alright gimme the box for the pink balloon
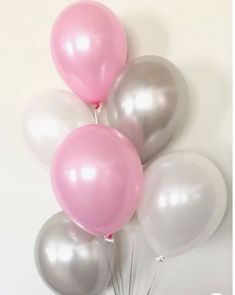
[51,125,143,236]
[51,1,127,104]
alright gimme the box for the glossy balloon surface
[51,1,127,104]
[52,125,143,235]
[138,152,227,257]
[35,212,113,295]
[106,56,187,163]
[23,89,94,166]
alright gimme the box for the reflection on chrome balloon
[35,212,113,295]
[106,56,188,163]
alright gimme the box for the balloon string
[94,103,101,124]
[101,238,119,295]
[145,255,164,294]
[128,240,135,295]
[94,109,98,124]
[145,271,158,295]
[104,234,123,295]
[117,250,124,295]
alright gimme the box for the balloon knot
[104,233,114,242]
[94,103,100,110]
[155,255,165,263]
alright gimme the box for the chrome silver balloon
[137,152,227,258]
[106,56,188,163]
[35,212,113,295]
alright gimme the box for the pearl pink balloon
[51,125,143,236]
[51,1,127,104]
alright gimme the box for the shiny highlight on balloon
[23,89,94,166]
[106,56,188,163]
[51,1,127,104]
[51,124,143,236]
[138,152,227,257]
[35,212,113,295]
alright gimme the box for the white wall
[0,0,232,294]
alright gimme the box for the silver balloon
[137,152,227,258]
[23,89,94,167]
[106,56,187,163]
[35,212,113,295]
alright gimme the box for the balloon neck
[104,233,114,242]
[155,255,165,263]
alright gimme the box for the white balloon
[137,152,227,258]
[23,89,94,167]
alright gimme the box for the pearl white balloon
[23,89,94,166]
[137,152,227,258]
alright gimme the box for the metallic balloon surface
[23,89,94,166]
[51,1,127,104]
[51,125,143,236]
[137,152,227,257]
[35,212,113,295]
[106,56,188,163]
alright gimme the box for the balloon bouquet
[23,1,227,294]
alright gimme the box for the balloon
[23,89,94,167]
[106,56,188,163]
[51,125,143,236]
[51,1,127,104]
[137,152,227,258]
[35,212,113,295]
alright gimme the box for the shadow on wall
[122,13,169,58]
[179,59,231,142]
